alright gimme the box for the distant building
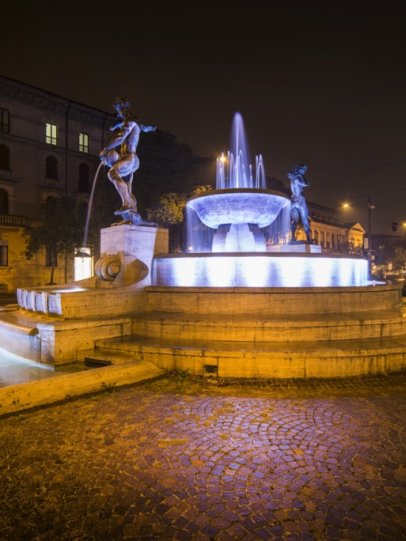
[0,75,207,291]
[306,201,365,253]
[0,75,111,290]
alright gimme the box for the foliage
[146,192,187,227]
[24,196,89,283]
[145,184,214,227]
[188,184,214,198]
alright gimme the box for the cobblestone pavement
[0,373,406,541]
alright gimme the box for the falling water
[82,162,104,247]
[216,113,266,190]
[185,207,214,253]
[264,203,292,246]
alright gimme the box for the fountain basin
[187,188,290,229]
[152,253,370,288]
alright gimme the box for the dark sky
[1,1,406,233]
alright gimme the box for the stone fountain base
[93,284,406,378]
[0,223,406,378]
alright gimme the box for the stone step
[0,359,164,417]
[129,310,406,342]
[95,334,406,379]
[145,284,402,316]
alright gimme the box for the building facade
[0,75,111,290]
[306,202,365,253]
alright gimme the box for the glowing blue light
[153,255,369,288]
[207,257,234,287]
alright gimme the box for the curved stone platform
[3,282,406,378]
[95,334,406,379]
[145,284,401,316]
[129,310,406,342]
[92,284,406,378]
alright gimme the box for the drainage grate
[84,357,112,368]
[203,364,218,375]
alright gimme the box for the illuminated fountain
[152,113,368,288]
[0,111,405,383]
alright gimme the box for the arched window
[45,156,58,179]
[78,163,90,193]
[314,230,319,245]
[0,189,9,214]
[0,145,10,171]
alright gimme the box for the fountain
[187,113,289,253]
[152,113,368,288]
[0,110,405,382]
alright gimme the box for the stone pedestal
[100,224,168,287]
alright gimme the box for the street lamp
[367,197,376,275]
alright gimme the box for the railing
[0,214,26,227]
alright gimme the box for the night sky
[1,1,405,233]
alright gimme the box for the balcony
[0,214,26,227]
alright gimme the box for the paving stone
[0,373,405,539]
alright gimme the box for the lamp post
[367,197,375,276]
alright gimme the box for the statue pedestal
[99,224,168,287]
[9,224,169,364]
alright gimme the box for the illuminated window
[0,189,9,214]
[45,123,58,145]
[0,241,8,266]
[79,132,89,153]
[0,145,10,170]
[45,156,58,179]
[0,108,9,133]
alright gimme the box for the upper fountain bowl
[187,188,290,229]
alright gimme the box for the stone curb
[0,360,163,417]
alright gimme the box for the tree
[146,192,187,227]
[25,196,89,284]
[145,184,214,251]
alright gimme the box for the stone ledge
[0,360,163,417]
[95,335,406,379]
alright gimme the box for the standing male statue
[288,164,312,243]
[99,97,156,224]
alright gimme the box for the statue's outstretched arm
[140,124,156,133]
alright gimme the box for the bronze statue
[288,164,311,243]
[99,97,156,224]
